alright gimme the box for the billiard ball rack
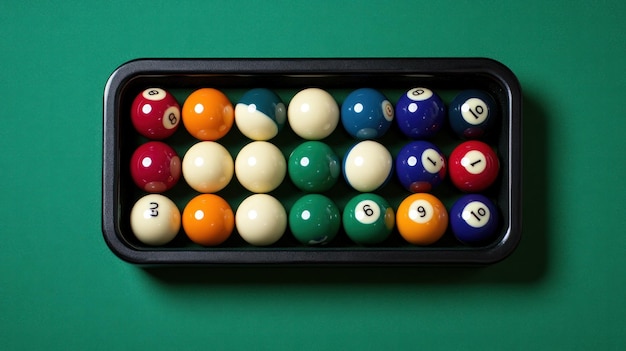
[102,58,522,265]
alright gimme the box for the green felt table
[1,1,624,349]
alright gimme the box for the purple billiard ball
[395,141,446,193]
[450,194,499,245]
[395,87,446,139]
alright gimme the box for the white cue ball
[235,194,287,246]
[130,194,181,246]
[287,88,339,140]
[343,140,393,192]
[235,141,286,193]
[182,141,234,193]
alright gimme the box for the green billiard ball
[288,141,340,192]
[343,193,395,245]
[289,194,340,245]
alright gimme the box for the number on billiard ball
[448,140,499,192]
[450,194,499,244]
[395,141,446,193]
[131,88,181,140]
[395,87,446,139]
[448,90,497,139]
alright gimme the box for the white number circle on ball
[421,148,444,174]
[408,199,433,224]
[461,98,489,125]
[406,87,433,101]
[354,200,381,225]
[461,201,491,228]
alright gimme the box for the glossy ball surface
[130,141,181,193]
[131,88,181,139]
[449,90,497,139]
[289,194,340,246]
[450,194,499,245]
[287,88,339,140]
[449,140,499,192]
[182,141,233,193]
[130,194,180,246]
[343,140,393,192]
[182,194,234,246]
[395,87,446,139]
[288,141,340,192]
[396,193,448,245]
[235,141,286,193]
[341,88,394,139]
[343,193,395,245]
[182,88,234,141]
[395,141,446,193]
[235,194,287,246]
[235,88,286,140]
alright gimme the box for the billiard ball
[235,88,287,140]
[448,140,499,192]
[448,90,497,139]
[287,88,339,140]
[130,194,180,246]
[182,141,234,193]
[288,141,340,192]
[235,141,286,193]
[396,193,448,245]
[341,88,394,139]
[289,194,341,246]
[235,194,287,246]
[343,140,393,192]
[342,193,395,245]
[395,87,446,139]
[131,88,181,139]
[395,141,446,193]
[182,194,234,246]
[130,141,181,193]
[182,88,234,141]
[449,194,499,245]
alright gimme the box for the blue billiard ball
[395,87,445,139]
[448,90,497,139]
[234,88,286,140]
[341,88,394,139]
[395,141,446,193]
[449,194,499,245]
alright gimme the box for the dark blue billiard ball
[341,88,394,139]
[234,88,286,140]
[448,90,497,139]
[395,87,446,139]
[449,194,499,245]
[395,141,446,193]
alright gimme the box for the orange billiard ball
[182,88,234,141]
[396,193,448,245]
[182,194,234,246]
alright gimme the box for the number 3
[149,202,159,217]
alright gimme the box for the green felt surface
[1,1,625,349]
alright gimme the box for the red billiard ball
[448,141,499,192]
[131,88,181,139]
[130,141,181,193]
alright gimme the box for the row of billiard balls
[130,86,497,142]
[130,192,499,248]
[130,138,499,195]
